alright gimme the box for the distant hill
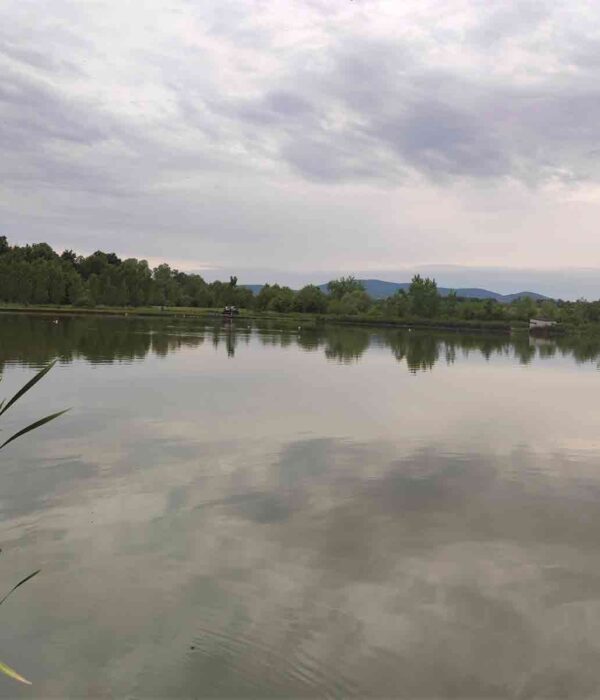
[243,280,550,303]
[244,284,266,295]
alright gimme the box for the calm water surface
[1,314,600,698]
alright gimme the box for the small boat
[222,305,239,317]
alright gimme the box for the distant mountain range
[243,279,550,303]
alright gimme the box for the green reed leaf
[0,660,32,685]
[0,410,69,451]
[0,569,41,608]
[0,360,57,417]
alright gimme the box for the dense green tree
[60,249,77,266]
[328,289,372,315]
[153,264,178,306]
[408,275,439,317]
[268,286,295,312]
[327,276,365,300]
[26,242,57,261]
[255,284,280,311]
[232,286,254,308]
[65,270,85,305]
[444,290,458,317]
[294,285,328,313]
[511,295,537,321]
[539,300,559,320]
[382,289,410,317]
[79,251,109,279]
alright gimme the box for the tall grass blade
[0,363,63,688]
[0,361,57,417]
[0,570,41,607]
[0,410,69,450]
[0,660,32,685]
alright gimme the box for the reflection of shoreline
[1,314,599,374]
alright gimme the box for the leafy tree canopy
[327,276,365,300]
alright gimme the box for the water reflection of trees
[2,314,600,373]
[387,333,439,373]
[323,327,370,364]
[0,315,206,369]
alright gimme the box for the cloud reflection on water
[2,315,600,696]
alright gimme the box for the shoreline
[0,303,536,335]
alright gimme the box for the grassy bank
[0,302,536,334]
[0,302,218,319]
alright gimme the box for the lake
[1,313,600,698]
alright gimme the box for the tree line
[0,237,253,309]
[1,236,599,326]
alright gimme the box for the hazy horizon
[5,233,600,299]
[200,265,600,301]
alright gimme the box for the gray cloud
[2,0,600,285]
[469,0,554,45]
[0,68,108,147]
[219,29,600,184]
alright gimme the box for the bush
[74,292,95,308]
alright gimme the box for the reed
[0,361,68,685]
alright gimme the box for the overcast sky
[2,1,600,297]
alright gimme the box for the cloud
[2,0,600,285]
[6,0,599,189]
[211,20,600,185]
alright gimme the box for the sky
[2,0,600,298]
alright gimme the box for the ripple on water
[184,620,360,698]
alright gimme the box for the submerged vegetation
[0,361,67,685]
[2,236,600,332]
